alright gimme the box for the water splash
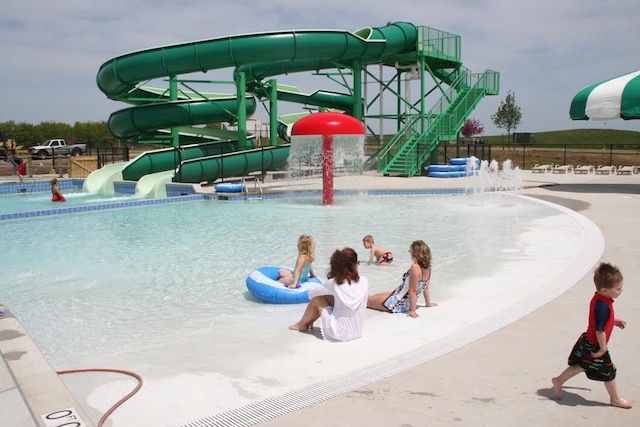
[466,156,522,197]
[286,135,365,179]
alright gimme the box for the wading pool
[0,191,602,426]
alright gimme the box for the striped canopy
[570,70,640,120]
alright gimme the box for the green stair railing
[376,114,421,173]
[377,72,464,175]
[378,68,499,176]
[376,71,464,175]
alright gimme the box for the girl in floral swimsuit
[367,240,437,318]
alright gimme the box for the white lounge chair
[531,164,552,173]
[616,165,638,175]
[574,165,595,174]
[552,164,574,174]
[595,165,617,175]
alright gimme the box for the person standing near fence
[9,152,26,182]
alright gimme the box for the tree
[72,121,114,148]
[491,90,522,146]
[460,118,484,143]
[0,120,114,148]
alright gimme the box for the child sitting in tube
[278,234,316,289]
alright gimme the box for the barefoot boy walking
[552,262,633,408]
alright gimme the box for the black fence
[438,143,640,170]
[97,147,130,168]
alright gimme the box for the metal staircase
[377,68,499,176]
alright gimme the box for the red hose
[57,368,143,427]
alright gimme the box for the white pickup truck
[29,139,87,160]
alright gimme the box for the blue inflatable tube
[428,170,468,178]
[449,157,470,166]
[427,164,466,173]
[246,266,323,304]
[427,164,452,172]
[451,157,481,168]
[215,182,246,193]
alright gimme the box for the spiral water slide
[95,22,418,190]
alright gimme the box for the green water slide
[96,22,418,183]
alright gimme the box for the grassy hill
[482,128,640,147]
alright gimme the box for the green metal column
[420,56,426,134]
[235,70,247,147]
[396,72,402,133]
[352,63,363,121]
[378,64,384,148]
[169,76,179,147]
[269,79,278,146]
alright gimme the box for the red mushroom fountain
[290,112,365,205]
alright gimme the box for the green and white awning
[570,70,640,120]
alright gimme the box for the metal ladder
[240,176,263,201]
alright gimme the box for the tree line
[0,121,116,148]
[2,90,524,149]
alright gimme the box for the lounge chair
[531,164,552,173]
[552,164,574,174]
[595,165,617,175]
[616,165,638,175]
[574,165,595,174]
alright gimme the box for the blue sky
[2,0,639,135]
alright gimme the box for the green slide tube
[176,145,290,184]
[122,139,241,181]
[109,97,257,140]
[97,22,417,99]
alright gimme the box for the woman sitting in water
[367,240,437,318]
[289,247,369,342]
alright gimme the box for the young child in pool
[278,234,316,289]
[362,235,393,265]
[552,262,633,408]
[50,178,66,202]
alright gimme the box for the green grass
[481,128,640,147]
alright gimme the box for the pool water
[0,190,145,214]
[0,193,598,426]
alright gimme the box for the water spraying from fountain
[466,156,522,197]
[289,113,365,205]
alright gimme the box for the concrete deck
[259,171,640,427]
[1,169,639,426]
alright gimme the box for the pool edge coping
[0,307,95,427]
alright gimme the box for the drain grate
[181,342,447,427]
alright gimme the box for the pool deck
[259,171,640,427]
[1,170,640,426]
